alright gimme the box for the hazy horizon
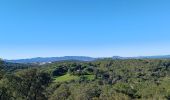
[4,54,170,60]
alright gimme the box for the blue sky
[0,0,170,59]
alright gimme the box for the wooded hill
[1,59,170,100]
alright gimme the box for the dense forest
[0,59,170,100]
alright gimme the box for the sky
[0,0,170,59]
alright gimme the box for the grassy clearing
[54,74,95,83]
[84,75,95,80]
[54,74,79,82]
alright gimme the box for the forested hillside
[1,59,170,100]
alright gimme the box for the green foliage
[99,85,130,100]
[1,68,51,100]
[49,84,70,100]
[1,59,170,100]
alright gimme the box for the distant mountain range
[5,56,96,63]
[111,55,170,59]
[5,55,170,63]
